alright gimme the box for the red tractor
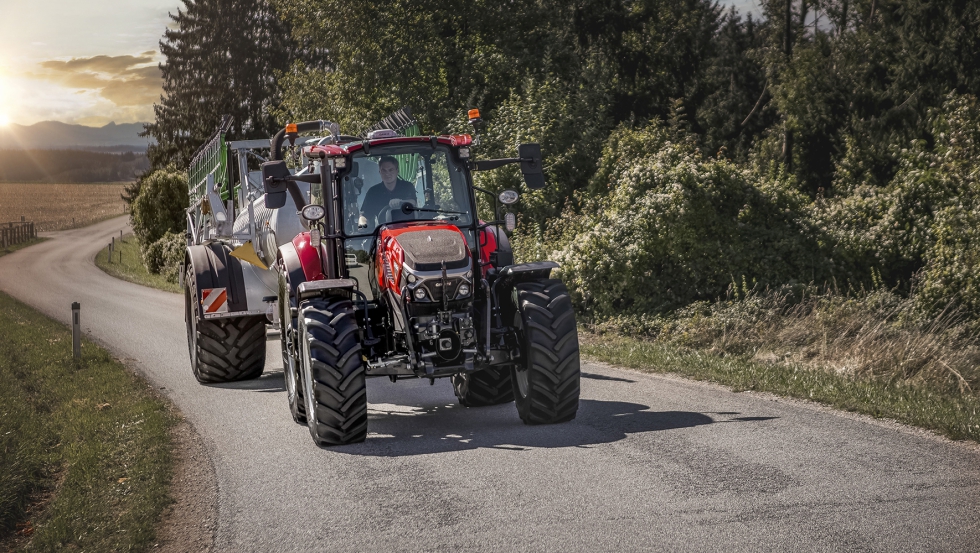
[264,110,580,446]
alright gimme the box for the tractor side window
[426,150,463,215]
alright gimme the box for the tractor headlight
[457,283,470,298]
[414,287,427,300]
[407,274,417,283]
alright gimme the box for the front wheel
[298,298,368,446]
[510,279,580,424]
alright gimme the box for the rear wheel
[298,298,367,446]
[452,368,514,407]
[510,279,580,424]
[185,267,266,383]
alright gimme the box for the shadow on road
[207,368,777,456]
[325,389,775,457]
[209,371,285,393]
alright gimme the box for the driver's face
[379,161,399,187]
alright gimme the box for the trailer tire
[185,267,266,383]
[452,368,514,407]
[510,279,580,424]
[298,298,367,446]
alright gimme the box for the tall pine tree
[143,0,303,170]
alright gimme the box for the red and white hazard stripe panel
[201,288,228,314]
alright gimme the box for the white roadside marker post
[71,302,81,360]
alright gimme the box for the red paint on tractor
[376,221,470,297]
[305,135,473,158]
[478,222,498,277]
[292,232,325,282]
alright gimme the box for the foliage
[144,0,310,171]
[550,124,822,317]
[143,231,186,282]
[592,284,980,391]
[468,77,612,224]
[813,93,980,293]
[131,167,187,251]
[95,236,181,294]
[147,0,980,329]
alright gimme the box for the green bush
[465,77,612,225]
[131,167,187,251]
[814,93,980,297]
[550,123,823,318]
[142,231,185,283]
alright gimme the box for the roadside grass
[0,238,48,258]
[580,285,980,443]
[0,290,176,551]
[95,234,180,294]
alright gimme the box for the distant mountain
[0,121,152,152]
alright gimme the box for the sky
[0,0,760,129]
[0,0,179,127]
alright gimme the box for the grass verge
[0,290,176,551]
[580,330,980,443]
[0,238,49,258]
[95,234,180,294]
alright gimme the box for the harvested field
[0,182,129,231]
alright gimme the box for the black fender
[497,261,558,286]
[277,241,307,303]
[278,241,356,302]
[488,225,514,268]
[491,261,561,323]
[184,243,248,319]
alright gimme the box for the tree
[131,167,188,251]
[143,0,307,170]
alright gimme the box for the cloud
[33,53,162,108]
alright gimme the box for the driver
[359,156,417,226]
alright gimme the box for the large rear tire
[510,279,580,424]
[185,267,266,383]
[298,298,368,446]
[452,368,514,407]
[278,269,305,424]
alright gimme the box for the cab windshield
[339,144,473,236]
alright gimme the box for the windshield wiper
[399,202,465,216]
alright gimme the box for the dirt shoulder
[152,417,217,553]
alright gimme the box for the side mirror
[518,143,546,190]
[261,160,290,209]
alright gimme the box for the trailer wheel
[452,368,514,407]
[279,270,305,424]
[185,267,266,383]
[510,279,580,424]
[298,297,367,446]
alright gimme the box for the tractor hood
[376,222,472,298]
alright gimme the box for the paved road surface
[1,216,978,552]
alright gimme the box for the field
[0,182,129,231]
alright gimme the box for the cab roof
[304,134,472,157]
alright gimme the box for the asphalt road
[1,216,979,552]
